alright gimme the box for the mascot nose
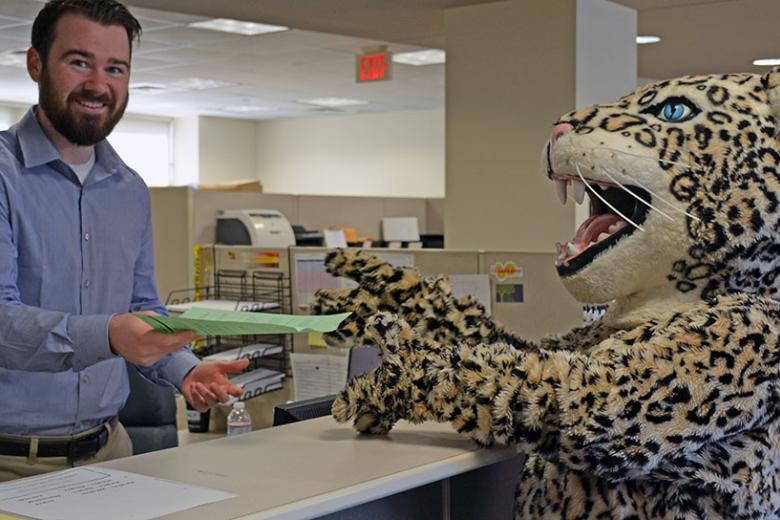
[551,123,573,145]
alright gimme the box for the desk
[99,417,522,520]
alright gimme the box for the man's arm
[125,195,247,411]
[0,179,193,372]
[124,195,201,386]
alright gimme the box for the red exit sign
[356,49,392,83]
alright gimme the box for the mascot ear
[763,66,780,136]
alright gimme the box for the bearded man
[0,0,248,480]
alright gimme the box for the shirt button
[84,280,91,288]
[82,375,89,384]
[84,232,90,241]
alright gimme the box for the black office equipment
[272,394,336,426]
[292,224,324,247]
[346,345,381,380]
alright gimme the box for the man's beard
[39,69,128,147]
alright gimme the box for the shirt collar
[16,107,59,169]
[16,106,124,177]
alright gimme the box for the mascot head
[545,69,780,318]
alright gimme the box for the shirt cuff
[152,349,200,390]
[68,314,115,371]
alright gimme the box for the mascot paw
[365,312,405,355]
[353,411,396,434]
[331,370,403,433]
[310,287,353,315]
[324,249,383,282]
[331,388,356,423]
[330,317,416,432]
[312,286,381,347]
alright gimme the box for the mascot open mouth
[551,172,650,277]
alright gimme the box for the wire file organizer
[165,269,293,376]
[168,268,293,432]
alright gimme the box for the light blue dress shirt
[0,108,199,436]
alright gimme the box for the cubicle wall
[150,187,444,301]
[193,245,583,348]
[480,251,582,340]
[150,187,193,306]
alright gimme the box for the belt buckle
[67,434,101,464]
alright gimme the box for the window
[0,106,18,131]
[108,116,173,187]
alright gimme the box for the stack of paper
[135,309,350,336]
[166,299,279,314]
[203,342,283,362]
[0,467,237,520]
[229,368,286,403]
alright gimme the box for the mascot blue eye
[662,103,687,121]
[644,96,700,123]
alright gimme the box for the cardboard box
[198,180,263,192]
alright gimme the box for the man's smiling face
[31,12,130,146]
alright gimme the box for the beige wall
[198,116,259,185]
[444,0,577,251]
[255,109,444,198]
[150,187,193,303]
[173,116,199,186]
[175,110,445,201]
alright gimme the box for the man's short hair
[32,0,142,66]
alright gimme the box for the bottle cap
[233,402,245,410]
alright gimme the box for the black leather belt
[0,416,118,463]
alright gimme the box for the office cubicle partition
[193,245,583,350]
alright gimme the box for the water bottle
[226,402,252,437]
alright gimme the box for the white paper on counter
[0,467,237,520]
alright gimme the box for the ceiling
[613,0,780,79]
[0,0,775,121]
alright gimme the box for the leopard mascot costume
[311,68,780,519]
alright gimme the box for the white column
[575,0,637,228]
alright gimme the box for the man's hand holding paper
[108,313,198,367]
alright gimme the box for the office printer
[216,209,296,247]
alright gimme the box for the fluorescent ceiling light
[189,18,289,36]
[636,35,661,44]
[754,58,780,66]
[221,105,269,113]
[0,49,27,68]
[129,83,179,95]
[392,50,446,66]
[169,78,236,90]
[297,97,368,108]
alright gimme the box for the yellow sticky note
[308,332,327,347]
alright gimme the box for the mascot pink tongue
[571,213,623,254]
[312,67,780,520]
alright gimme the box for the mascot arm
[311,249,535,350]
[334,301,779,483]
[538,321,616,352]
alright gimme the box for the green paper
[134,309,350,336]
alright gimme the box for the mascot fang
[312,68,780,519]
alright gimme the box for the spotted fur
[312,68,780,519]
